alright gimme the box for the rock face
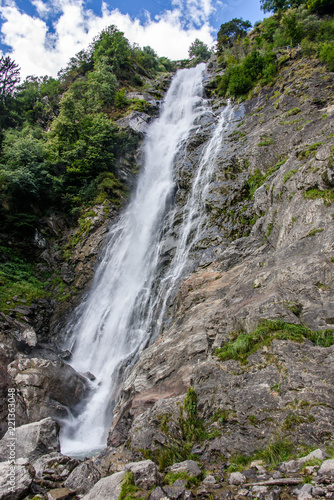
[108,56,334,458]
[0,459,34,500]
[81,470,126,500]
[7,357,90,423]
[0,418,60,463]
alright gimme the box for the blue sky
[0,0,266,78]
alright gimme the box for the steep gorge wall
[107,54,334,460]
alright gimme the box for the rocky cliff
[108,52,334,461]
[0,52,334,499]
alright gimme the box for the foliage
[303,188,334,205]
[188,39,212,63]
[0,56,20,99]
[215,319,334,364]
[319,42,334,71]
[217,50,277,99]
[0,246,49,313]
[92,25,131,78]
[119,471,141,500]
[217,18,252,53]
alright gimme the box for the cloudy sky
[0,0,265,79]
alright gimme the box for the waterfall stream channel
[60,63,236,457]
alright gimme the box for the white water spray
[60,64,235,456]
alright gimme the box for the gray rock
[116,112,151,134]
[81,470,125,500]
[228,472,246,485]
[64,461,101,494]
[318,458,334,476]
[163,484,188,499]
[7,357,90,422]
[0,418,60,463]
[148,486,169,500]
[21,327,38,347]
[0,458,34,500]
[125,459,159,489]
[166,460,202,477]
[252,485,269,499]
[32,452,78,479]
[47,488,74,500]
[300,449,327,463]
[297,483,313,500]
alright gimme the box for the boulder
[318,458,334,476]
[0,458,34,500]
[148,486,169,500]
[7,357,90,422]
[32,452,79,480]
[228,472,246,485]
[116,112,151,134]
[0,418,60,463]
[64,461,101,494]
[47,488,75,500]
[125,459,160,489]
[81,470,125,500]
[166,460,202,477]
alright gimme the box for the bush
[319,42,334,71]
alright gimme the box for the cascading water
[60,63,235,456]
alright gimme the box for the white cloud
[31,0,50,16]
[0,0,216,79]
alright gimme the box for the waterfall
[60,63,235,456]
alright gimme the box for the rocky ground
[0,418,334,499]
[0,52,334,499]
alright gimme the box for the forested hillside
[0,0,333,337]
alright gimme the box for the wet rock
[0,458,34,500]
[32,452,78,479]
[117,112,151,134]
[0,418,60,463]
[64,461,101,494]
[81,470,125,500]
[21,327,38,347]
[125,459,160,489]
[7,357,90,422]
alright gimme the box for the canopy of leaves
[188,39,212,62]
[0,56,20,99]
[217,18,252,53]
[260,0,333,13]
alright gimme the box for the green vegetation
[305,227,324,237]
[215,319,334,364]
[303,188,334,205]
[297,143,323,160]
[214,2,334,100]
[164,470,203,487]
[0,246,50,313]
[258,135,274,146]
[246,158,288,198]
[283,168,298,182]
[0,25,177,241]
[119,471,144,500]
[141,387,209,471]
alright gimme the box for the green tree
[0,56,20,99]
[92,25,131,77]
[260,0,305,12]
[308,0,334,14]
[188,39,212,62]
[217,18,252,53]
